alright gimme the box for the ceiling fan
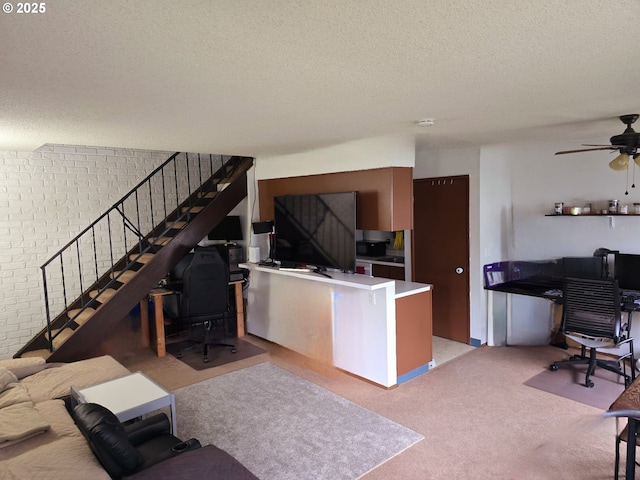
[555,114,640,171]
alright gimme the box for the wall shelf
[544,214,640,217]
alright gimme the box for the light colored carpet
[174,362,424,480]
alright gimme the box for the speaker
[227,245,243,265]
[252,221,273,234]
[248,246,260,263]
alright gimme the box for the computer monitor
[614,253,640,291]
[207,216,243,242]
[561,257,602,280]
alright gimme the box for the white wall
[255,134,415,180]
[0,145,170,359]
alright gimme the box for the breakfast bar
[240,264,433,388]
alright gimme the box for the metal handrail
[39,152,237,351]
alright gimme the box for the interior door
[412,176,470,343]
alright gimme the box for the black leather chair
[72,403,201,480]
[171,245,237,362]
[549,277,635,388]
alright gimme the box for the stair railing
[39,152,236,351]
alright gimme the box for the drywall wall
[255,134,415,180]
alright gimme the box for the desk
[485,276,640,346]
[140,280,245,357]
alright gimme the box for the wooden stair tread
[130,253,155,264]
[68,308,95,325]
[181,206,204,213]
[89,288,118,302]
[198,191,218,199]
[110,270,137,283]
[49,327,74,348]
[148,237,172,246]
[167,221,188,229]
[20,349,50,360]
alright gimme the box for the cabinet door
[396,290,433,376]
[372,264,405,280]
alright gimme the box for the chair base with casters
[176,318,237,363]
[549,338,635,388]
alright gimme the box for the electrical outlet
[368,292,376,305]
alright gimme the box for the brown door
[412,176,470,343]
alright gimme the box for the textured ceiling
[1,0,640,156]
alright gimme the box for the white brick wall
[0,144,172,359]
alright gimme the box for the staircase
[15,153,254,363]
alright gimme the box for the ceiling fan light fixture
[634,154,640,168]
[609,153,630,171]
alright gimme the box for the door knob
[455,267,464,274]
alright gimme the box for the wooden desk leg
[153,295,166,357]
[235,282,245,337]
[140,296,150,348]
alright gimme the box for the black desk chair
[549,277,635,388]
[171,246,237,362]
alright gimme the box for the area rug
[174,362,424,480]
[166,337,266,370]
[524,363,626,410]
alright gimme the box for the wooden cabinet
[258,167,413,231]
[396,290,433,377]
[372,264,405,280]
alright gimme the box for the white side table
[71,371,177,435]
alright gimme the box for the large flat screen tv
[274,191,356,272]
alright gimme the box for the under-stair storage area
[16,154,254,362]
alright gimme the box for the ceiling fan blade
[555,146,619,155]
[582,144,627,148]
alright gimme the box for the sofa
[0,355,258,480]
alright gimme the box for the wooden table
[140,280,245,357]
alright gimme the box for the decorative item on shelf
[609,199,619,214]
[620,204,629,214]
[634,203,640,215]
[570,206,582,215]
[582,203,592,215]
[554,202,563,215]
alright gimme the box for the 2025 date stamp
[3,2,47,14]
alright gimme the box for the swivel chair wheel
[203,357,209,363]
[231,347,237,354]
[585,379,594,388]
[549,363,558,371]
[176,352,182,359]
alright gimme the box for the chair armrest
[125,413,171,446]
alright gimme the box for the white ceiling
[2,0,640,157]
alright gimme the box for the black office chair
[549,277,635,388]
[172,245,237,362]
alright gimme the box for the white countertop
[240,263,431,297]
[356,256,405,267]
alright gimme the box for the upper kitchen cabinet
[258,167,413,231]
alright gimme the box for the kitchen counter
[240,262,432,387]
[357,255,405,267]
